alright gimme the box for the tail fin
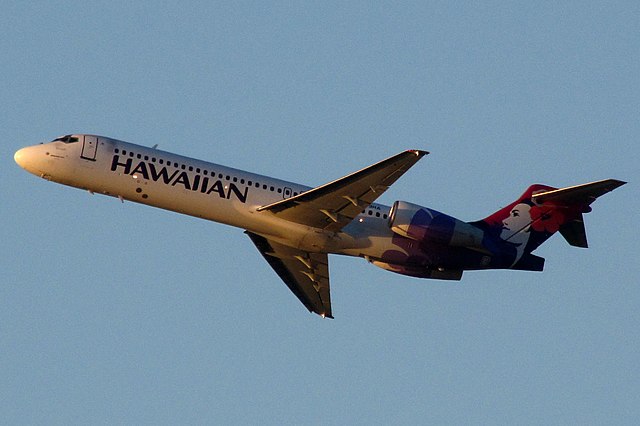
[530,179,625,247]
[474,179,625,268]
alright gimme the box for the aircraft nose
[14,147,29,169]
[14,145,42,175]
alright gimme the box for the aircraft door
[283,187,292,199]
[81,135,98,161]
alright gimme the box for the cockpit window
[52,135,79,143]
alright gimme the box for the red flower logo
[529,205,565,233]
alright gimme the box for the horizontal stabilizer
[532,179,626,206]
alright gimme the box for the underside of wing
[257,150,428,232]
[246,231,333,318]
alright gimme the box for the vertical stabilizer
[472,179,625,268]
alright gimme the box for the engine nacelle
[388,201,485,249]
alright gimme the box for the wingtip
[407,149,429,157]
[600,178,627,192]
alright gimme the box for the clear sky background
[2,1,638,424]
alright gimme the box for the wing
[246,231,333,318]
[257,150,428,232]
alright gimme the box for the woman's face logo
[500,203,532,265]
[501,203,532,240]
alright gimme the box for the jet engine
[388,201,485,249]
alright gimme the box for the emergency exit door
[81,135,98,161]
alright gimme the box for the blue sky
[2,1,638,424]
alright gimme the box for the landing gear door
[81,135,98,161]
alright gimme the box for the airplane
[14,134,625,318]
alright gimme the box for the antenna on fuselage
[151,144,158,149]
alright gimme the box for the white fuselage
[15,135,399,260]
